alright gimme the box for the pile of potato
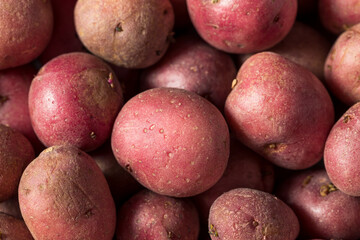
[1,0,360,239]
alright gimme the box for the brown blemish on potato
[107,72,115,88]
[320,183,338,196]
[167,231,179,239]
[252,220,259,227]
[262,224,278,237]
[209,224,219,237]
[114,23,123,33]
[265,143,287,153]
[273,14,280,23]
[125,164,133,173]
[84,208,94,218]
[212,0,219,3]
[155,50,162,56]
[0,95,8,106]
[90,131,96,139]
[343,114,353,123]
[231,79,238,89]
[302,175,313,187]
[23,188,31,195]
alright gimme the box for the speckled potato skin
[324,102,360,196]
[208,188,300,240]
[324,23,360,106]
[0,0,53,70]
[225,52,334,170]
[318,0,360,35]
[18,145,116,240]
[116,189,199,240]
[29,52,123,152]
[0,124,35,202]
[140,33,236,110]
[74,0,174,69]
[186,0,297,54]
[276,168,360,239]
[111,88,230,197]
[0,213,33,240]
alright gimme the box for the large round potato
[111,88,230,197]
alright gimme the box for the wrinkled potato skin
[0,213,33,240]
[276,169,360,239]
[74,0,174,69]
[208,188,299,240]
[18,145,116,240]
[225,52,334,170]
[324,23,360,106]
[324,102,360,196]
[0,0,53,70]
[0,124,34,202]
[116,189,199,240]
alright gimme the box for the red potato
[140,33,236,110]
[39,0,85,64]
[0,124,34,202]
[225,52,334,170]
[324,102,360,196]
[276,168,360,239]
[324,23,360,106]
[208,188,300,240]
[318,0,360,35]
[0,64,44,153]
[111,88,230,197]
[0,0,53,70]
[186,0,297,54]
[28,52,124,152]
[116,189,199,240]
[74,0,175,69]
[18,145,116,240]
[0,213,33,240]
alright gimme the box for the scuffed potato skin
[74,0,174,69]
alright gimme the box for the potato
[324,23,360,106]
[318,0,360,35]
[208,188,299,240]
[74,0,175,69]
[111,88,230,197]
[0,64,44,153]
[116,189,199,240]
[0,195,22,219]
[0,124,34,202]
[18,145,116,240]
[0,0,53,70]
[28,52,124,152]
[140,33,236,110]
[225,52,334,170]
[186,0,297,54]
[324,102,360,196]
[276,168,360,239]
[0,213,33,240]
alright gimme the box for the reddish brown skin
[324,102,360,196]
[111,88,230,197]
[140,33,236,111]
[318,0,360,35]
[0,124,35,202]
[208,188,300,240]
[74,0,175,69]
[186,0,297,54]
[324,23,360,106]
[193,139,275,226]
[225,52,334,170]
[0,0,53,70]
[90,141,143,205]
[276,168,360,239]
[0,64,44,153]
[0,195,22,219]
[0,213,33,240]
[28,52,124,152]
[18,145,116,240]
[39,0,85,64]
[116,189,199,240]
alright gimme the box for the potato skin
[324,102,360,196]
[324,23,360,106]
[29,52,123,152]
[18,145,116,240]
[0,124,34,202]
[116,189,199,240]
[208,188,299,240]
[111,88,230,197]
[0,0,53,70]
[0,213,33,240]
[225,52,334,170]
[186,0,297,54]
[276,168,360,239]
[74,0,174,69]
